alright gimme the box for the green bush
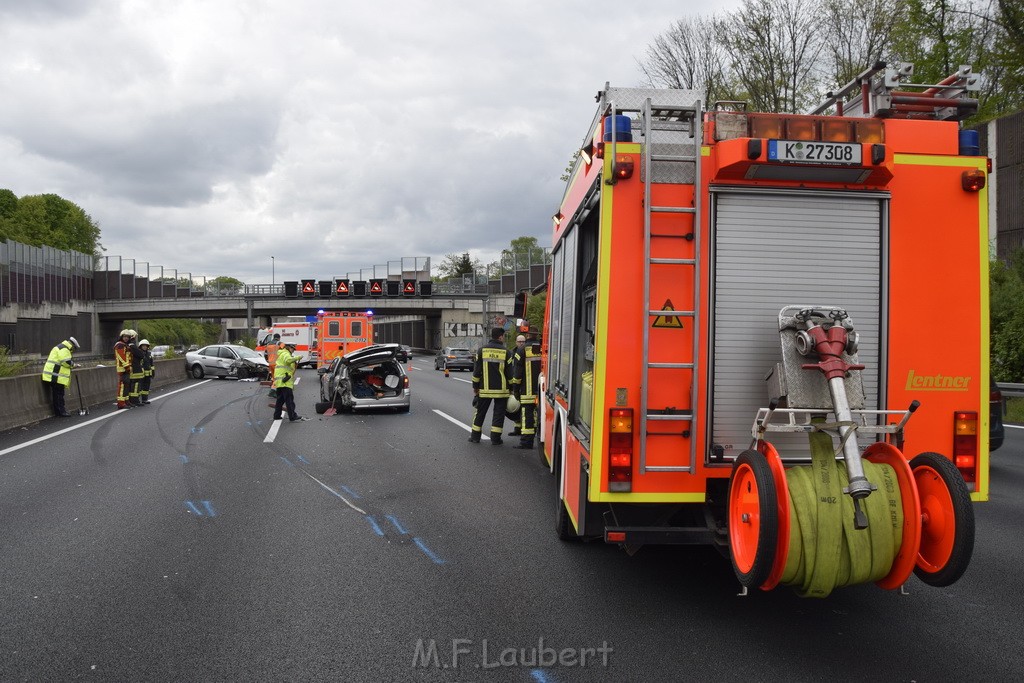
[0,346,29,378]
[1004,397,1024,424]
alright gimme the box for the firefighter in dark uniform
[127,334,145,406]
[512,332,542,450]
[138,339,155,404]
[469,327,510,445]
[506,334,527,436]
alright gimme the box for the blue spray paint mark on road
[530,669,555,683]
[413,537,445,565]
[191,427,204,434]
[202,500,217,517]
[184,501,203,516]
[179,455,188,464]
[386,515,409,535]
[279,456,294,467]
[366,516,385,537]
[339,485,361,499]
[297,455,310,464]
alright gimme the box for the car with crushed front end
[316,343,410,413]
[185,344,270,380]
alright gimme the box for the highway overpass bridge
[1,240,548,356]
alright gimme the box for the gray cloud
[0,0,739,283]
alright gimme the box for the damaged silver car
[316,343,410,413]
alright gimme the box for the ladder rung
[652,154,697,163]
[643,465,692,472]
[650,258,694,265]
[650,206,696,214]
[646,413,694,421]
[649,362,693,369]
[647,310,694,317]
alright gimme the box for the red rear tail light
[608,408,633,492]
[953,411,978,484]
[613,155,634,180]
[403,376,409,389]
[962,169,985,191]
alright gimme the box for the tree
[487,236,549,276]
[638,15,738,105]
[0,190,103,255]
[887,0,1010,120]
[208,276,245,294]
[434,252,480,281]
[525,291,546,336]
[989,249,1024,382]
[821,0,907,90]
[720,0,827,113]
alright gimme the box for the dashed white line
[263,418,283,443]
[433,409,472,432]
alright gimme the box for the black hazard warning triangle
[652,299,684,329]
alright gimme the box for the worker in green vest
[41,337,79,417]
[272,341,309,422]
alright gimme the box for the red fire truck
[541,63,989,596]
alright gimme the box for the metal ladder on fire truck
[606,88,704,474]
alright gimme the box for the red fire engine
[541,63,989,596]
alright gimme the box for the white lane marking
[299,469,366,514]
[1005,424,1024,430]
[0,380,212,457]
[449,376,472,384]
[433,409,472,432]
[263,419,283,443]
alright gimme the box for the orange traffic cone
[444,366,450,378]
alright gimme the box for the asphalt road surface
[2,357,1022,682]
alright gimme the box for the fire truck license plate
[768,140,862,165]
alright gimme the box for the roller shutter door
[710,190,887,461]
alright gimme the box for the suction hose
[780,428,904,598]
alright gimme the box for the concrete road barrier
[0,359,189,432]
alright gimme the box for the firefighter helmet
[506,394,520,414]
[119,329,132,338]
[139,339,150,347]
[68,336,80,349]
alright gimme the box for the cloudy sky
[0,0,739,285]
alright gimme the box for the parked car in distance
[185,344,269,380]
[434,346,474,371]
[317,343,410,413]
[150,345,171,358]
[396,345,413,362]
[991,380,1005,451]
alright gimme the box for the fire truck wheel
[910,452,975,587]
[728,449,778,589]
